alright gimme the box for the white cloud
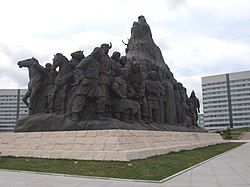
[187,0,250,19]
[0,77,20,88]
[167,36,250,75]
[0,53,10,68]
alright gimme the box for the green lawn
[220,127,249,140]
[0,142,244,181]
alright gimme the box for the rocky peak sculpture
[126,15,169,72]
[15,16,203,132]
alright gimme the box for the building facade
[202,70,250,130]
[198,113,204,128]
[0,89,28,132]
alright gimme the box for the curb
[237,131,247,140]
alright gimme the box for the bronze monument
[15,16,203,132]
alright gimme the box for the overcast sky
[1,0,250,109]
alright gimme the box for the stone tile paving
[240,132,250,140]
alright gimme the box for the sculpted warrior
[44,63,58,112]
[188,90,200,126]
[71,47,103,120]
[69,50,85,70]
[145,71,160,123]
[162,69,177,125]
[111,69,132,123]
[110,51,121,77]
[127,62,148,123]
[119,56,128,68]
[97,43,112,118]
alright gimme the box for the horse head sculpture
[17,57,39,68]
[52,53,69,70]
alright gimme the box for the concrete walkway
[240,132,250,140]
[0,142,250,187]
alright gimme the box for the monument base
[15,113,206,132]
[0,130,226,161]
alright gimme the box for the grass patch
[220,127,249,140]
[0,143,244,181]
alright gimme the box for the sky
[0,0,250,110]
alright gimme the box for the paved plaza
[240,132,250,140]
[0,141,250,187]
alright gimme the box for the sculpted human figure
[145,71,160,123]
[186,100,196,127]
[44,63,58,112]
[119,56,128,68]
[69,50,85,81]
[122,39,130,53]
[97,43,112,118]
[127,62,148,123]
[111,69,132,123]
[188,90,200,126]
[174,82,185,124]
[162,69,177,125]
[110,51,121,77]
[179,85,193,127]
[71,47,103,121]
[131,15,152,42]
[150,65,165,123]
[111,51,121,61]
[69,50,85,70]
[155,72,165,124]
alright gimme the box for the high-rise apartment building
[202,70,250,130]
[0,89,28,132]
[197,113,204,128]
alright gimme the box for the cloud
[167,37,250,75]
[0,43,51,88]
[0,67,27,88]
[166,0,187,9]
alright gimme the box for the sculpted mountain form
[15,16,203,132]
[126,15,168,71]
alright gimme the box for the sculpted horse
[17,57,47,114]
[49,53,74,113]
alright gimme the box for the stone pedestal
[0,130,226,161]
